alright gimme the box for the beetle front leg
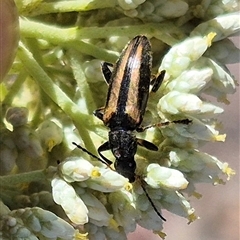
[98,141,113,165]
[93,107,105,121]
[150,70,166,93]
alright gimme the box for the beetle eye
[113,150,121,158]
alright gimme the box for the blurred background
[129,36,239,240]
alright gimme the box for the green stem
[75,23,182,44]
[64,40,118,63]
[31,100,43,129]
[20,18,182,47]
[2,70,27,107]
[68,51,97,113]
[25,38,45,68]
[20,18,77,43]
[17,41,97,154]
[19,0,117,16]
[0,169,47,186]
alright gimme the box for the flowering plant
[0,0,239,239]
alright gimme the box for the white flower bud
[156,0,188,18]
[158,91,223,118]
[164,68,213,94]
[87,167,128,192]
[117,0,145,10]
[145,163,188,190]
[169,148,235,184]
[82,59,102,82]
[6,107,28,127]
[52,177,89,224]
[1,207,75,239]
[60,157,94,182]
[191,12,240,41]
[160,34,215,78]
[37,120,63,152]
[13,126,43,159]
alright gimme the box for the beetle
[93,35,166,183]
[73,35,191,221]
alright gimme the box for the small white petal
[205,38,240,64]
[81,192,112,226]
[109,191,138,232]
[208,58,236,94]
[162,190,196,220]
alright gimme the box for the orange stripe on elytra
[103,39,135,123]
[125,42,144,124]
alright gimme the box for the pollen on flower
[192,192,202,199]
[213,178,225,185]
[74,231,88,240]
[157,231,167,240]
[91,168,101,178]
[206,32,217,46]
[222,163,236,180]
[124,182,133,191]
[47,139,55,152]
[213,133,226,142]
[109,218,120,232]
[187,212,199,224]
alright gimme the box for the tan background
[129,36,239,240]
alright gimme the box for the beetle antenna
[72,142,110,166]
[140,180,166,221]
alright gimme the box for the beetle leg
[93,107,105,121]
[150,70,166,93]
[137,138,158,151]
[98,141,113,165]
[102,62,113,84]
[137,119,192,132]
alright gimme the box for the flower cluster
[0,0,239,239]
[0,201,76,240]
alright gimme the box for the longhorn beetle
[73,35,191,221]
